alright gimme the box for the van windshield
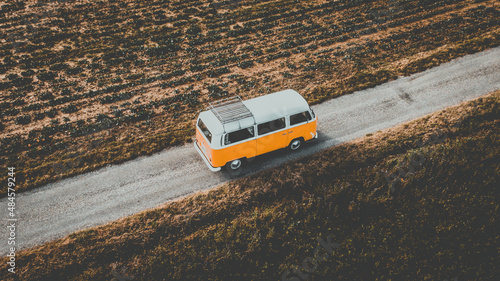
[197,119,212,143]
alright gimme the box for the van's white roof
[199,89,310,135]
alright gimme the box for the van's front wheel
[289,138,303,151]
[225,159,242,172]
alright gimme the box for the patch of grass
[306,31,500,105]
[401,32,500,75]
[1,91,497,281]
[2,123,195,195]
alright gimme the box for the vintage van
[194,89,317,172]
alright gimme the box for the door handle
[282,133,287,135]
[289,131,293,133]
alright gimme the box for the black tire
[225,158,243,172]
[289,138,303,151]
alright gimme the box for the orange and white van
[194,89,317,172]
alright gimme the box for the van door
[256,118,287,155]
[287,111,312,143]
[222,126,257,162]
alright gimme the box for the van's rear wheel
[225,159,242,171]
[289,138,303,151]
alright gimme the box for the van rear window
[198,119,212,143]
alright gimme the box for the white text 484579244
[6,167,16,274]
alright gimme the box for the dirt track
[1,46,499,255]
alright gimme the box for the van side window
[225,126,254,145]
[197,119,212,143]
[290,111,312,126]
[258,118,285,135]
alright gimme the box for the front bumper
[307,131,319,142]
[194,141,221,172]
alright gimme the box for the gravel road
[1,46,499,255]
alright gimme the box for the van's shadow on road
[219,130,338,180]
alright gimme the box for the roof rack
[208,96,255,131]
